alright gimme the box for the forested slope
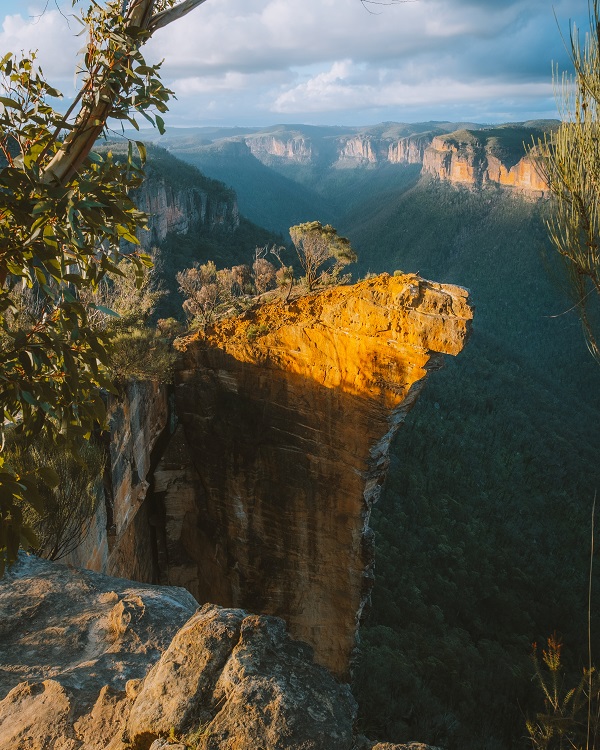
[342,178,600,749]
[143,138,600,750]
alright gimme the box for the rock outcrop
[128,146,241,252]
[163,273,472,679]
[134,176,239,251]
[422,130,548,195]
[0,554,358,750]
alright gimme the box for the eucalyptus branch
[149,0,210,32]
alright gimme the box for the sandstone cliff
[245,133,315,165]
[126,145,240,254]
[63,381,169,583]
[421,129,548,195]
[162,274,472,679]
[168,122,552,195]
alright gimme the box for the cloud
[0,0,592,125]
[0,6,80,90]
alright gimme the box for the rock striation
[245,134,315,165]
[134,176,239,251]
[0,554,358,750]
[165,273,473,679]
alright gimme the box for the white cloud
[0,8,80,90]
[0,0,592,125]
[272,60,554,114]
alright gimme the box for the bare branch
[149,0,210,33]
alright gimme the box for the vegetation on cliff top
[176,222,356,328]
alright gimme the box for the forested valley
[140,134,600,750]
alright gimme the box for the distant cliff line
[242,125,550,196]
[148,121,553,197]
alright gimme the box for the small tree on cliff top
[289,221,357,291]
[0,0,207,571]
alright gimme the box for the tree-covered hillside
[341,177,600,749]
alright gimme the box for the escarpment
[129,146,241,252]
[161,274,472,678]
[181,122,552,194]
[421,131,548,195]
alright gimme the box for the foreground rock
[0,555,357,750]
[164,273,473,678]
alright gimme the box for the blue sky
[0,0,591,127]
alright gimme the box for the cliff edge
[162,273,473,679]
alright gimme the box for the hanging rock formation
[162,273,473,679]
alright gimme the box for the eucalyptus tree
[289,221,357,291]
[0,0,206,569]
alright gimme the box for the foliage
[6,431,104,561]
[81,260,175,382]
[289,221,356,290]
[246,323,269,342]
[343,178,600,750]
[534,0,600,361]
[527,634,600,750]
[176,244,289,326]
[0,0,206,569]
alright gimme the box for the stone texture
[0,554,197,750]
[0,557,358,750]
[61,381,169,579]
[128,603,356,750]
[170,274,472,678]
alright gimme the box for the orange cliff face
[422,133,549,195]
[159,274,473,679]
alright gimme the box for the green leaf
[0,96,19,109]
[37,466,60,488]
[20,391,37,407]
[135,140,147,165]
[90,304,120,317]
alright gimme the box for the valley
[135,121,600,749]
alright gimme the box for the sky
[0,0,592,128]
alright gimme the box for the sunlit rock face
[422,134,548,195]
[166,274,473,678]
[387,134,432,165]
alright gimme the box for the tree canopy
[289,221,357,291]
[0,0,206,571]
